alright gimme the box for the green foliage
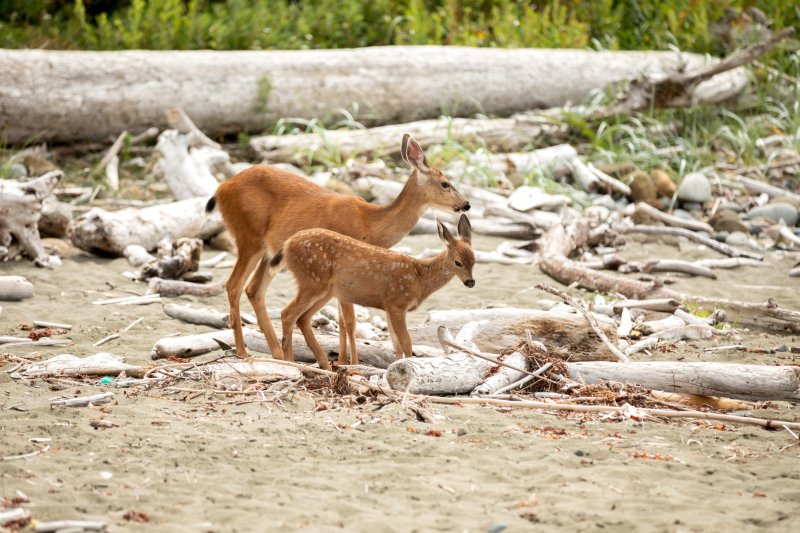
[2,1,798,53]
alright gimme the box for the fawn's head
[437,215,476,288]
[402,134,470,213]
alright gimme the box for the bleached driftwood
[163,303,229,329]
[12,353,146,379]
[252,117,563,162]
[585,162,631,196]
[739,175,800,203]
[69,197,223,255]
[593,298,681,315]
[123,244,156,267]
[624,337,661,356]
[0,47,746,143]
[39,196,73,238]
[192,361,302,383]
[618,259,717,279]
[483,204,559,229]
[156,129,233,200]
[146,278,223,297]
[409,307,616,361]
[539,216,800,332]
[165,107,221,149]
[648,324,714,341]
[33,521,107,533]
[638,315,685,335]
[567,361,800,402]
[0,508,30,527]
[0,276,34,301]
[138,238,202,280]
[0,170,63,267]
[470,350,528,397]
[150,327,399,368]
[50,392,115,408]
[622,224,763,260]
[633,202,714,233]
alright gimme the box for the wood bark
[0,47,746,143]
[163,303,229,329]
[567,361,800,402]
[197,361,302,383]
[138,238,202,280]
[409,308,616,361]
[0,276,34,301]
[156,129,233,199]
[470,351,528,396]
[0,170,63,266]
[146,278,224,298]
[39,196,73,238]
[69,197,223,255]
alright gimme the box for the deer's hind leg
[245,254,284,359]
[338,302,358,365]
[280,284,323,363]
[225,240,263,357]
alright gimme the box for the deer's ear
[401,134,430,174]
[437,218,455,245]
[457,214,472,244]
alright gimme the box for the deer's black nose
[464,279,475,288]
[461,202,471,212]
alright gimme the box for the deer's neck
[416,252,454,299]
[366,172,428,248]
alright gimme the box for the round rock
[747,203,799,226]
[677,172,711,203]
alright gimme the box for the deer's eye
[454,260,463,268]
[440,182,450,189]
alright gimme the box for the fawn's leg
[337,302,349,365]
[339,303,358,365]
[280,285,319,363]
[386,306,413,358]
[385,313,402,357]
[225,244,263,357]
[297,292,334,370]
[245,255,284,359]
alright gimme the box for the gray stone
[7,162,27,179]
[714,231,730,242]
[671,209,695,221]
[681,202,703,213]
[726,231,765,252]
[677,172,711,203]
[747,203,799,226]
[718,200,744,213]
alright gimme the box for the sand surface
[2,233,799,532]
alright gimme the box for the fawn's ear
[401,134,430,175]
[457,214,472,244]
[437,218,455,246]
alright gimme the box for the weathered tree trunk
[567,361,800,402]
[0,47,745,143]
[163,303,229,329]
[39,196,73,238]
[69,197,223,255]
[12,352,145,379]
[156,129,233,200]
[150,327,399,368]
[0,170,62,266]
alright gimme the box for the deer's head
[402,134,470,213]
[437,214,475,288]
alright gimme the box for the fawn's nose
[464,279,475,288]
[460,202,471,212]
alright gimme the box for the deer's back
[215,165,371,251]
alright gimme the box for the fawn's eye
[454,260,463,268]
[440,182,450,189]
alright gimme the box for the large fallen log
[0,47,745,143]
[0,170,63,267]
[567,361,800,402]
[150,327,399,368]
[69,197,223,255]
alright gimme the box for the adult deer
[207,134,470,359]
[273,215,475,369]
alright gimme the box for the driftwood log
[410,308,617,361]
[39,196,73,238]
[0,47,745,143]
[156,128,234,200]
[146,278,223,298]
[69,197,223,255]
[0,276,34,301]
[539,217,800,332]
[568,361,800,402]
[0,170,63,266]
[163,303,230,329]
[12,352,145,379]
[138,238,203,280]
[150,327,400,368]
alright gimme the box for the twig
[534,282,629,362]
[93,333,120,347]
[93,294,161,305]
[2,445,50,461]
[122,317,144,332]
[34,520,107,532]
[436,327,542,377]
[622,225,763,260]
[33,320,73,330]
[50,392,114,408]
[783,425,799,441]
[491,362,553,395]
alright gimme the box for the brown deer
[272,215,475,369]
[207,134,470,359]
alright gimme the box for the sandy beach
[2,233,799,532]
